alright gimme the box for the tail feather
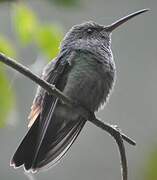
[11,118,39,170]
[33,118,86,170]
[11,116,86,172]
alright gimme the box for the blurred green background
[0,0,156,180]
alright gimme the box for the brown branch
[0,53,136,180]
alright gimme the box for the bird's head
[61,9,149,50]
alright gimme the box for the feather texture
[11,45,114,171]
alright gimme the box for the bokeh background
[0,0,156,180]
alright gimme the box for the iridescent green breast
[63,51,115,111]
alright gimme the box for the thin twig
[0,53,136,180]
[116,134,127,180]
[88,113,128,180]
[110,125,127,180]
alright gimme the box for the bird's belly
[63,61,111,111]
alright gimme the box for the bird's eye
[87,28,93,34]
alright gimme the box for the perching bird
[11,9,148,172]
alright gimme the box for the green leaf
[143,147,157,180]
[49,0,79,7]
[0,67,14,127]
[0,0,16,2]
[35,24,63,60]
[13,3,38,44]
[0,36,16,57]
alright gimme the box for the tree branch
[0,53,136,180]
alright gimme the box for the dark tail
[11,117,86,172]
[32,118,86,170]
[11,118,39,171]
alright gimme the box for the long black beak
[106,9,149,32]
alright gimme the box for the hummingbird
[11,9,149,172]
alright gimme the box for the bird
[10,9,149,172]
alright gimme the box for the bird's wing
[28,50,68,128]
[11,50,87,171]
[30,50,86,170]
